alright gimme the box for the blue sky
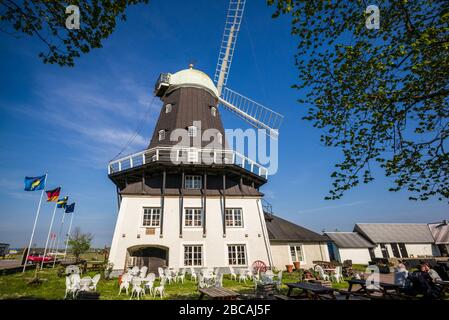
[0,0,447,248]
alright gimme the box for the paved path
[0,259,21,269]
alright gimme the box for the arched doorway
[127,245,168,273]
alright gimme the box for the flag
[24,175,46,191]
[46,187,61,202]
[57,196,69,208]
[65,203,75,213]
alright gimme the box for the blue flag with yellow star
[57,196,69,208]
[24,175,46,191]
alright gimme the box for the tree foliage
[0,0,149,66]
[68,227,93,262]
[268,0,449,201]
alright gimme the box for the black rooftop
[265,214,327,242]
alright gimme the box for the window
[217,132,223,144]
[184,245,203,266]
[211,106,217,117]
[228,245,247,266]
[142,207,161,227]
[188,125,197,137]
[158,130,165,141]
[289,245,304,262]
[185,175,202,189]
[184,208,203,227]
[225,208,243,227]
[165,104,172,113]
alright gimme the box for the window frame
[185,175,202,189]
[289,244,305,263]
[165,103,172,113]
[184,207,203,227]
[225,208,243,227]
[183,245,203,266]
[158,129,165,141]
[142,207,161,227]
[227,244,247,266]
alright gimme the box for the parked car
[26,254,54,264]
[0,243,9,258]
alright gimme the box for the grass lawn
[0,268,348,300]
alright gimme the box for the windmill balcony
[108,146,269,178]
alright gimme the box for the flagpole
[53,210,66,268]
[23,173,47,273]
[63,212,74,259]
[41,200,58,270]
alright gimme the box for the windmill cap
[168,67,219,98]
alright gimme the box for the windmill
[155,0,283,140]
[107,0,281,274]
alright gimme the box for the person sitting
[394,263,408,288]
[404,263,443,299]
[422,262,442,282]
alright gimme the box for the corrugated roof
[265,214,327,242]
[325,232,375,248]
[354,223,435,244]
[428,221,449,244]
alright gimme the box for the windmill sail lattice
[214,0,245,96]
[213,0,283,140]
[219,88,283,139]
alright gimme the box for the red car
[26,254,54,264]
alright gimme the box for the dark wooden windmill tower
[107,0,283,275]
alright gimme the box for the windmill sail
[219,87,283,139]
[214,0,246,96]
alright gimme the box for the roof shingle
[354,223,435,244]
[265,214,327,242]
[325,232,375,248]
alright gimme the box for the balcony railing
[108,146,268,179]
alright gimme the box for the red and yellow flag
[46,187,61,202]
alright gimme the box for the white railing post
[108,165,111,174]
[156,148,159,161]
[118,161,122,171]
[142,153,145,165]
[251,162,254,173]
[130,157,133,168]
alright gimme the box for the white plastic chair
[70,273,81,287]
[119,274,131,295]
[314,265,330,281]
[89,274,101,291]
[334,266,343,282]
[190,267,197,282]
[64,276,79,299]
[215,273,224,288]
[153,277,166,298]
[158,267,165,278]
[146,273,156,283]
[140,266,148,279]
[238,269,248,283]
[130,266,140,276]
[144,280,154,295]
[130,278,143,300]
[229,266,237,281]
[177,268,186,283]
[65,265,80,276]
